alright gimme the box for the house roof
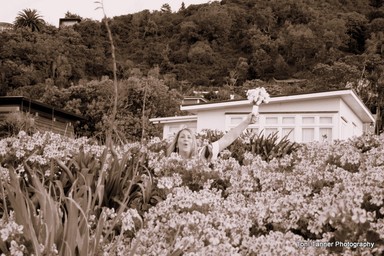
[183,96,208,100]
[0,22,13,27]
[0,96,86,121]
[149,115,197,124]
[182,96,208,105]
[180,89,374,123]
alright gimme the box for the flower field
[0,131,384,255]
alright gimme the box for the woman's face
[177,130,193,156]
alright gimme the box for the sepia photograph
[0,0,383,255]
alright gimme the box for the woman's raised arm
[215,113,257,153]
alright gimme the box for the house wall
[197,108,228,131]
[262,98,339,112]
[163,121,197,139]
[0,106,75,137]
[339,99,364,139]
[59,20,79,28]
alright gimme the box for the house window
[281,116,295,141]
[265,117,278,125]
[168,125,180,137]
[282,128,295,141]
[282,117,295,124]
[230,117,244,125]
[320,128,332,142]
[302,117,315,124]
[265,128,278,137]
[225,113,334,143]
[320,117,332,124]
[302,128,315,142]
[352,122,358,136]
[226,114,248,131]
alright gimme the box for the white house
[182,96,208,105]
[59,18,81,28]
[150,89,375,143]
[0,22,13,32]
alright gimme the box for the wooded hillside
[1,0,383,138]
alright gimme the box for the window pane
[320,117,332,124]
[231,117,243,125]
[266,117,278,124]
[282,128,295,141]
[302,128,314,142]
[302,117,315,124]
[167,125,180,138]
[320,128,332,142]
[169,125,179,134]
[265,128,278,137]
[282,117,295,124]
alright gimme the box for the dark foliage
[2,0,384,136]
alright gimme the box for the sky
[1,0,212,27]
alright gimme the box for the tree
[187,41,215,65]
[64,11,82,20]
[342,12,368,54]
[362,31,384,134]
[278,23,320,71]
[179,2,186,12]
[191,3,233,43]
[161,4,172,13]
[14,8,45,32]
[370,0,383,8]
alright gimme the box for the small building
[150,89,375,142]
[59,18,81,28]
[0,22,13,32]
[0,96,86,137]
[182,96,208,105]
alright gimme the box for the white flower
[17,131,27,138]
[9,240,26,256]
[0,166,10,183]
[246,87,270,105]
[121,209,140,232]
[0,217,24,242]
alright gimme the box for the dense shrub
[0,112,35,139]
[0,131,384,255]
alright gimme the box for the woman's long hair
[166,128,198,158]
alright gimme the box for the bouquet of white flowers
[246,87,270,114]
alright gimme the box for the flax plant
[2,140,154,255]
[250,131,299,162]
[5,166,63,255]
[95,0,119,145]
